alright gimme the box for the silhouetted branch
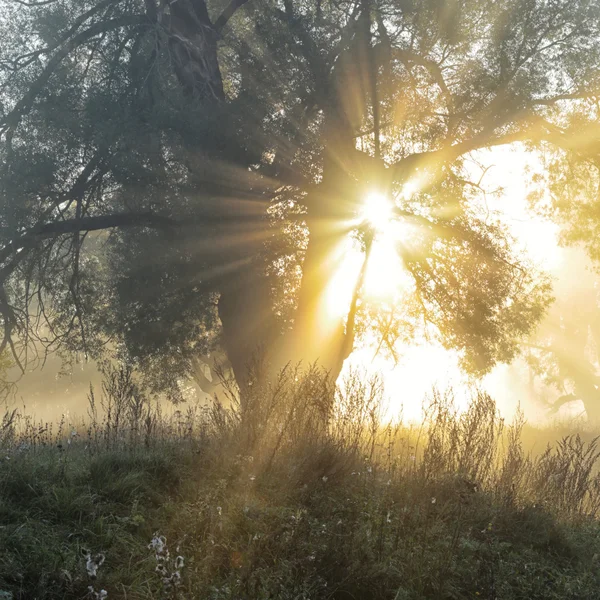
[214,0,251,32]
[0,14,149,134]
[0,213,176,273]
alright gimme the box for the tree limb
[9,0,59,5]
[0,212,176,273]
[0,14,149,134]
[214,0,251,32]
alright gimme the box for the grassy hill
[2,369,600,599]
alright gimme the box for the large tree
[0,0,599,397]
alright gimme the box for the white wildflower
[175,556,184,569]
[216,506,222,516]
[431,497,436,504]
[322,476,328,483]
[84,552,105,579]
[148,533,167,554]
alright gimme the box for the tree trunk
[573,374,600,424]
[217,266,275,390]
[164,0,225,101]
[283,213,349,378]
[276,125,381,384]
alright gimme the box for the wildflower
[84,552,105,579]
[431,497,436,504]
[148,533,167,554]
[367,466,372,474]
[216,506,222,516]
[170,570,182,586]
[322,476,328,483]
[149,532,184,591]
[386,512,392,523]
[87,586,108,600]
[163,570,182,590]
[249,475,255,481]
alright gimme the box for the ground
[2,375,600,599]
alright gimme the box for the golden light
[317,146,572,424]
[361,191,394,233]
[323,238,363,318]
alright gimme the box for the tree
[0,0,599,397]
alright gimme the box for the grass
[2,365,600,599]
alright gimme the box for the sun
[324,191,416,318]
[361,191,395,234]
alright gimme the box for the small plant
[86,587,108,600]
[82,549,106,580]
[149,533,185,597]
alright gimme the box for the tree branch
[0,212,176,272]
[393,48,452,112]
[9,0,59,5]
[0,14,149,134]
[214,0,251,32]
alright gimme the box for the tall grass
[2,364,600,599]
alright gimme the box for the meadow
[2,366,600,600]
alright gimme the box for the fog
[5,147,600,426]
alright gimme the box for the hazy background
[8,146,598,426]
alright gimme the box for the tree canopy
[1,0,600,399]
